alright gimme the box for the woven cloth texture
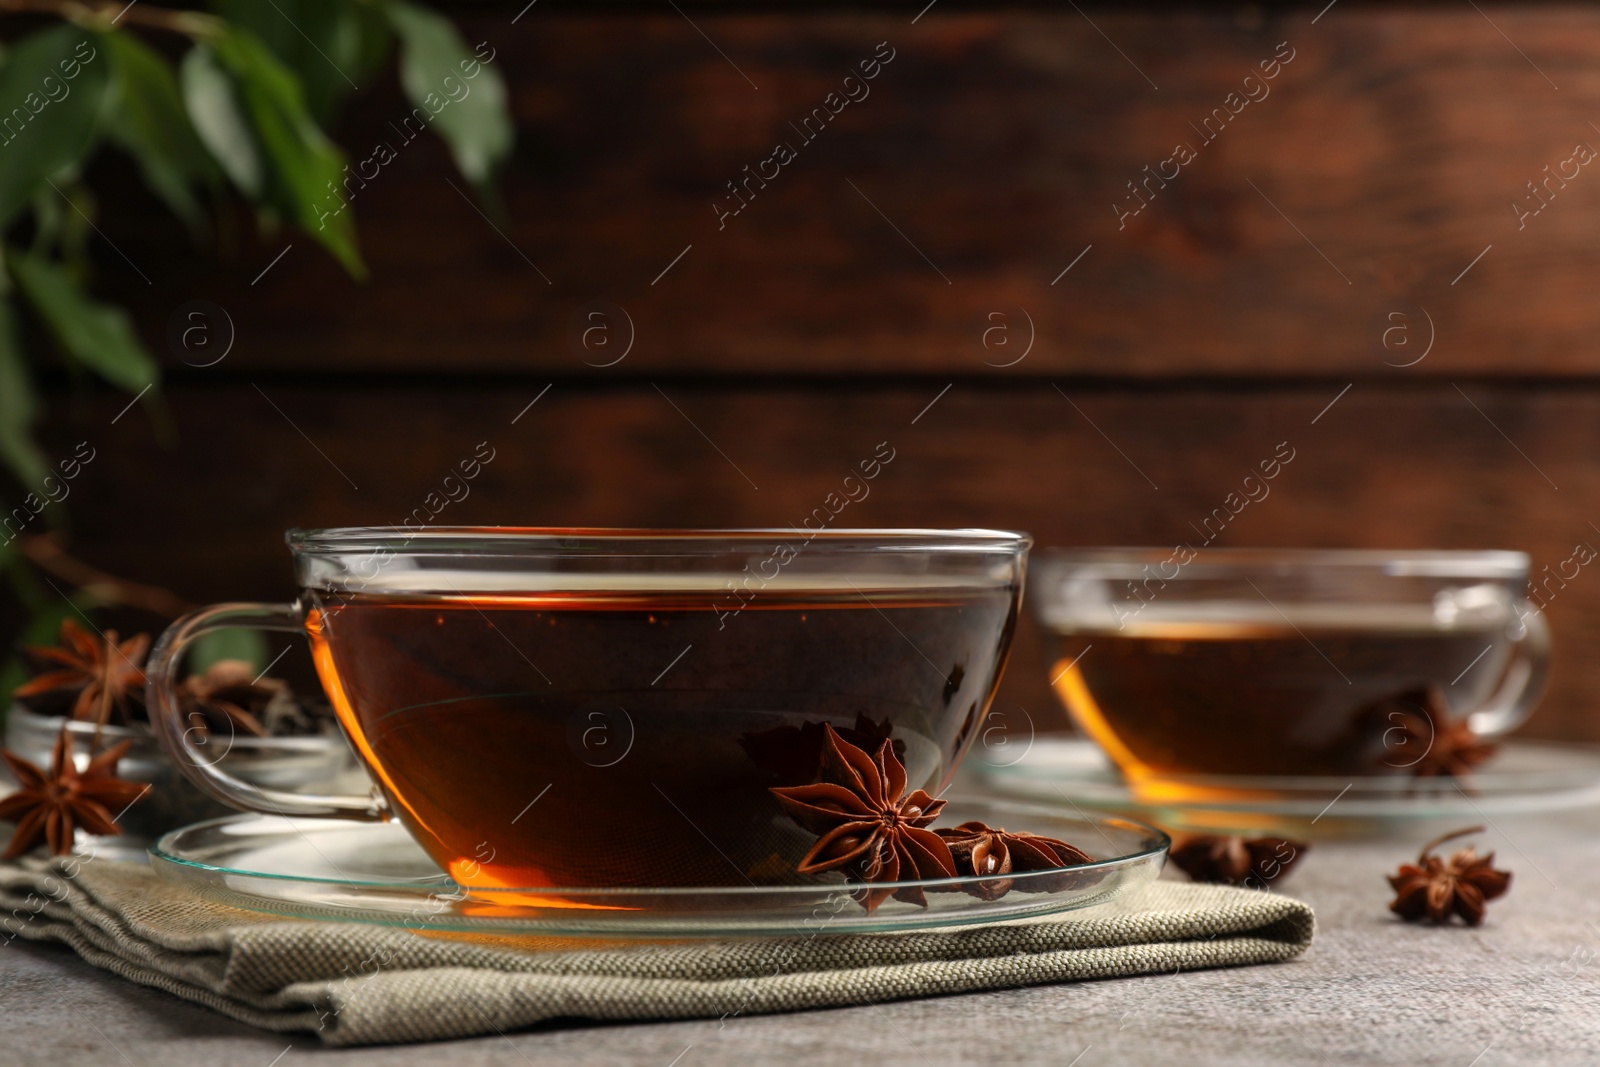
[0,857,1313,1047]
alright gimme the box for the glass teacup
[1030,548,1548,794]
[148,527,1030,890]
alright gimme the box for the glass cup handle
[146,601,386,821]
[1465,601,1551,740]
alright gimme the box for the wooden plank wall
[18,4,1600,741]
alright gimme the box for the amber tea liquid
[306,578,1017,890]
[1047,605,1509,780]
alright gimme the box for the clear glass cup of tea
[146,527,1030,890]
[1030,548,1549,795]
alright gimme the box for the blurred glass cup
[1029,549,1548,796]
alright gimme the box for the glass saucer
[965,738,1600,838]
[148,797,1167,939]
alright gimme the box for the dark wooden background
[17,2,1600,741]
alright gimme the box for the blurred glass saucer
[960,736,1600,838]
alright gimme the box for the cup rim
[1031,546,1528,578]
[287,526,1032,555]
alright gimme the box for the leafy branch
[0,0,216,37]
[0,0,515,690]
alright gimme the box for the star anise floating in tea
[14,618,149,728]
[770,723,956,911]
[1169,834,1308,888]
[0,729,146,858]
[934,821,1093,900]
[770,724,1093,911]
[1374,686,1497,782]
[1387,825,1511,926]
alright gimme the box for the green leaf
[206,30,363,276]
[180,44,263,198]
[0,26,112,229]
[384,1,512,190]
[0,298,48,491]
[8,248,159,394]
[105,31,216,231]
[187,627,269,675]
[213,0,391,124]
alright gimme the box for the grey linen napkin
[0,857,1314,1047]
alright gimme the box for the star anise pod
[1170,834,1309,888]
[0,729,147,858]
[14,618,150,728]
[934,821,1094,900]
[1374,686,1497,782]
[770,723,956,912]
[178,660,289,738]
[1387,825,1511,926]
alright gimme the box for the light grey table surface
[4,806,1599,1067]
